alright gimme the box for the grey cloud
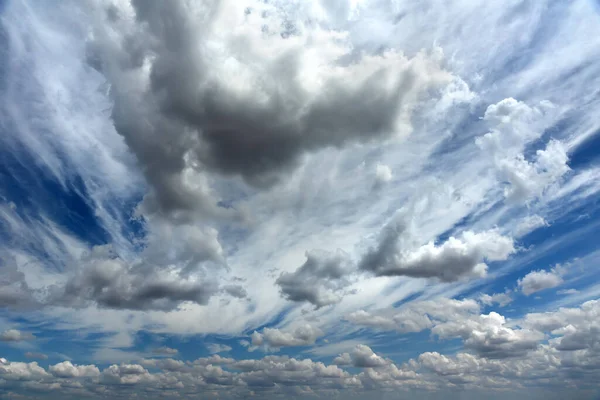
[153,347,178,355]
[24,352,48,360]
[333,345,389,368]
[222,285,248,299]
[52,245,218,311]
[479,291,513,307]
[0,329,35,342]
[359,221,515,282]
[276,250,355,308]
[87,0,450,216]
[0,255,38,309]
[251,324,324,350]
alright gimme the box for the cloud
[206,344,232,354]
[518,267,564,296]
[276,250,355,308]
[0,329,35,342]
[347,298,480,333]
[85,0,451,216]
[251,324,324,350]
[51,245,218,311]
[557,288,579,295]
[153,347,179,356]
[24,352,48,360]
[497,140,570,203]
[333,344,389,368]
[479,291,513,307]
[514,215,549,237]
[359,223,515,282]
[432,312,544,359]
[0,254,38,309]
[374,163,393,187]
[49,361,101,378]
[222,285,248,299]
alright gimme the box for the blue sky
[1,0,600,399]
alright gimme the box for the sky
[0,0,600,399]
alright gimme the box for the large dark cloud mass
[88,0,450,215]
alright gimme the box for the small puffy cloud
[518,267,564,296]
[497,140,570,203]
[251,324,324,350]
[360,225,514,282]
[0,329,35,342]
[49,361,100,378]
[222,285,248,299]
[333,345,389,368]
[479,291,513,307]
[374,163,393,186]
[101,364,153,385]
[276,250,355,308]
[207,343,232,354]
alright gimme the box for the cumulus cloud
[276,250,355,308]
[479,291,513,307]
[476,98,569,204]
[374,163,393,187]
[86,0,452,216]
[333,345,389,368]
[518,266,564,296]
[0,254,38,309]
[359,223,515,282]
[51,245,218,311]
[251,324,324,351]
[49,361,101,378]
[0,329,35,342]
[432,312,544,359]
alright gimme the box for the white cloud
[333,344,389,368]
[518,267,564,296]
[479,291,513,307]
[360,227,515,282]
[251,324,324,351]
[375,163,393,186]
[206,344,232,354]
[0,329,35,342]
[514,215,549,237]
[49,361,101,378]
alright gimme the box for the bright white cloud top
[0,0,600,399]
